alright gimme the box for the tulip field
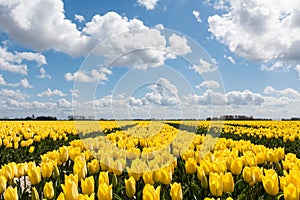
[1,120,300,200]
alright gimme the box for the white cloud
[192,10,202,23]
[128,78,180,107]
[37,88,67,97]
[0,46,46,75]
[0,0,89,56]
[264,86,300,98]
[37,67,51,79]
[0,89,28,101]
[0,1,191,69]
[226,90,264,106]
[167,34,191,58]
[224,55,236,65]
[190,58,218,74]
[260,61,292,72]
[296,65,300,78]
[74,14,85,23]
[137,0,159,10]
[208,0,300,63]
[196,80,220,89]
[65,68,112,83]
[20,78,33,88]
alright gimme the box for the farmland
[0,120,300,200]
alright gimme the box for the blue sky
[0,0,300,119]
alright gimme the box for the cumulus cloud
[264,86,300,98]
[65,68,112,83]
[37,88,67,97]
[196,80,220,89]
[137,0,159,10]
[74,14,85,23]
[128,78,180,107]
[0,89,28,101]
[20,78,33,88]
[37,67,51,79]
[208,0,300,64]
[0,46,46,75]
[192,10,202,23]
[0,1,191,69]
[190,58,218,74]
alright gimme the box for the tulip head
[125,176,136,198]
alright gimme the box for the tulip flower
[230,158,243,175]
[29,146,35,153]
[41,161,54,179]
[262,173,279,196]
[16,163,26,178]
[65,174,78,187]
[61,180,78,200]
[170,182,183,200]
[209,172,223,197]
[97,183,112,200]
[73,160,87,181]
[142,184,161,200]
[197,166,208,189]
[44,181,54,199]
[32,187,40,200]
[59,146,69,163]
[185,158,197,174]
[2,164,14,180]
[78,193,95,200]
[221,172,234,193]
[158,167,172,185]
[28,166,41,185]
[125,176,136,198]
[0,175,6,194]
[284,183,299,200]
[81,176,95,195]
[143,171,154,185]
[4,187,18,200]
[57,192,65,200]
[98,171,109,185]
[88,159,100,174]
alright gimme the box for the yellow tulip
[65,174,78,187]
[143,171,154,185]
[209,173,223,197]
[78,193,95,200]
[59,146,69,163]
[221,173,234,193]
[98,171,109,185]
[97,183,112,200]
[41,161,54,179]
[0,175,6,194]
[197,166,208,189]
[185,158,197,174]
[32,187,40,200]
[73,160,87,181]
[4,187,18,200]
[81,176,95,195]
[2,164,14,180]
[125,176,136,198]
[284,183,299,200]
[53,164,60,179]
[242,166,253,184]
[28,166,41,185]
[142,184,161,200]
[159,167,172,185]
[262,173,279,196]
[16,163,26,178]
[61,180,78,200]
[276,147,285,161]
[170,182,183,200]
[29,146,35,153]
[44,181,54,199]
[57,192,65,200]
[88,159,100,174]
[230,158,243,175]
